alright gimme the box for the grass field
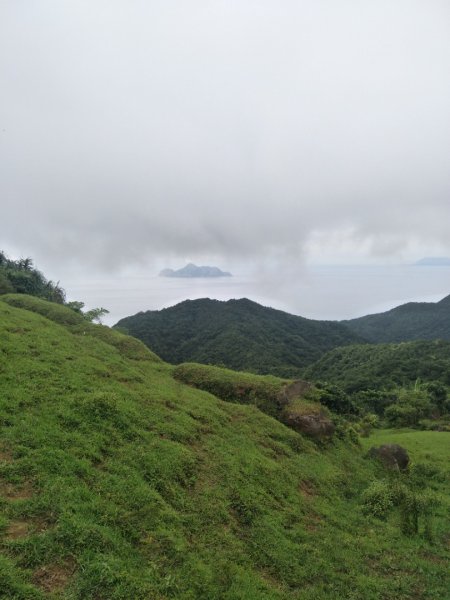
[0,296,448,599]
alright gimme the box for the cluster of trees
[0,251,108,323]
[0,251,65,303]
[304,340,450,391]
[311,379,450,430]
[303,341,450,428]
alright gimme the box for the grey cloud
[1,0,450,275]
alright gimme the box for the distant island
[159,263,232,278]
[414,257,450,266]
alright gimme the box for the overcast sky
[1,1,450,282]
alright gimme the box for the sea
[64,264,450,327]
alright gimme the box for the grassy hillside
[115,298,363,376]
[343,294,450,343]
[0,296,448,599]
[303,340,450,392]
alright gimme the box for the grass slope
[343,294,450,343]
[115,298,363,376]
[303,340,450,392]
[0,296,448,599]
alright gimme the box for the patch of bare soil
[299,479,316,498]
[0,450,13,463]
[0,481,34,501]
[304,512,322,532]
[5,520,29,540]
[32,560,76,593]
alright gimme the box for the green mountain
[343,294,450,343]
[115,298,364,377]
[304,339,450,393]
[0,294,449,599]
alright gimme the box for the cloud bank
[1,1,449,274]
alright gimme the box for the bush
[362,480,394,518]
[384,387,432,426]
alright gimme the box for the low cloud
[1,1,449,275]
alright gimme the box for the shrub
[362,480,394,518]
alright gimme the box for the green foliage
[361,429,449,547]
[66,301,110,323]
[0,252,109,327]
[310,382,358,415]
[0,250,65,303]
[2,294,161,363]
[357,413,379,437]
[362,480,394,518]
[174,362,289,418]
[424,382,449,410]
[173,363,334,445]
[362,473,440,539]
[304,340,450,392]
[305,342,450,427]
[0,271,14,295]
[115,297,364,376]
[0,296,449,599]
[2,294,85,325]
[343,294,450,342]
[384,388,432,427]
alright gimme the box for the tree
[0,271,14,295]
[66,301,109,324]
[83,307,109,324]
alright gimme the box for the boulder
[283,409,335,440]
[368,444,410,471]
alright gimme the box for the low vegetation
[174,363,335,441]
[0,296,448,599]
[1,255,448,598]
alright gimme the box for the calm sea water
[64,265,450,326]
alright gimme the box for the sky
[1,1,450,317]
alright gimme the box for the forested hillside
[343,294,450,342]
[303,340,450,429]
[304,340,450,393]
[115,298,364,376]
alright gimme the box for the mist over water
[65,265,450,326]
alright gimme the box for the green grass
[173,362,291,417]
[0,297,448,599]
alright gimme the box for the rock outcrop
[368,444,410,471]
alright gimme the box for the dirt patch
[304,511,322,532]
[420,551,448,565]
[5,520,29,540]
[299,479,316,499]
[0,481,34,501]
[32,560,76,593]
[0,450,13,462]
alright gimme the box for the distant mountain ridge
[159,263,232,278]
[115,293,450,377]
[343,294,450,343]
[115,297,364,376]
